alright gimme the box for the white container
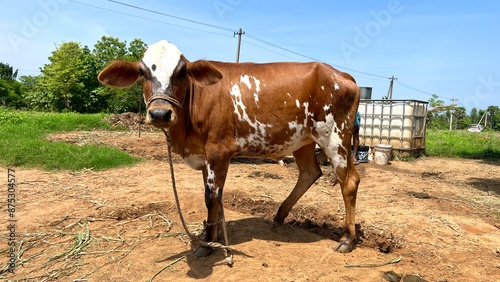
[358,99,428,156]
[374,144,392,165]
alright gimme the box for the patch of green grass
[426,129,500,160]
[0,109,141,171]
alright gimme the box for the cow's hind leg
[274,143,322,225]
[333,157,360,253]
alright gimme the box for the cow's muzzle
[146,94,182,128]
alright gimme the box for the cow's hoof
[334,241,353,253]
[193,246,213,257]
[271,219,283,229]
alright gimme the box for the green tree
[19,75,43,110]
[454,106,469,130]
[0,63,24,108]
[0,63,18,80]
[38,42,103,112]
[124,38,147,113]
[0,79,23,108]
[127,38,147,61]
[493,111,500,131]
[92,36,127,71]
[470,108,479,123]
[486,105,499,130]
[93,36,146,113]
[427,94,448,129]
[428,94,444,108]
[10,37,148,113]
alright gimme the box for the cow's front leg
[193,158,230,257]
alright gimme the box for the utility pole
[386,76,397,99]
[234,28,245,63]
[449,97,458,130]
[484,110,488,128]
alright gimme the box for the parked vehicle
[467,124,483,132]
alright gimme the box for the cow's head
[98,40,223,128]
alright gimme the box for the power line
[103,0,389,80]
[102,0,391,79]
[75,0,440,99]
[396,80,451,100]
[245,33,319,62]
[107,0,235,32]
[242,39,300,61]
[69,1,232,38]
[246,33,390,79]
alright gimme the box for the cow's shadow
[160,216,345,279]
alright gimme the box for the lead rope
[161,128,233,266]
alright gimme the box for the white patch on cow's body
[254,77,261,93]
[230,84,245,121]
[323,105,330,112]
[230,83,273,152]
[312,113,347,170]
[183,154,205,170]
[240,75,251,89]
[321,86,325,91]
[269,102,314,156]
[302,102,315,121]
[254,93,259,106]
[295,99,300,109]
[334,82,340,91]
[287,120,306,144]
[205,162,215,189]
[240,74,261,106]
[141,40,182,93]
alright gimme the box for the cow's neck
[167,81,203,158]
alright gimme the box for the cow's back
[193,61,359,158]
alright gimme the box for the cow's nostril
[149,109,172,122]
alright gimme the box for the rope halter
[146,93,182,109]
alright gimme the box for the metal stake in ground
[161,129,233,266]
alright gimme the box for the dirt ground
[1,129,499,282]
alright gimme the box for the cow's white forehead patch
[142,40,182,93]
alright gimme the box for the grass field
[0,109,498,171]
[0,109,141,171]
[426,128,500,160]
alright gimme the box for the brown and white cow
[98,40,360,255]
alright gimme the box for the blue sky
[2,0,499,112]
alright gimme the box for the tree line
[427,94,499,130]
[1,37,499,130]
[1,36,146,113]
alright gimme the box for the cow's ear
[98,61,140,88]
[186,60,223,86]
